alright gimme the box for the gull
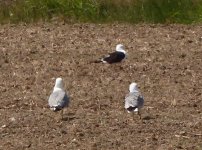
[93,44,127,64]
[125,82,144,119]
[48,78,70,120]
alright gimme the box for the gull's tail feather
[93,60,103,63]
[89,59,103,63]
[50,106,62,112]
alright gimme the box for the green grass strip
[0,0,202,24]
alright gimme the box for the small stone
[9,117,16,122]
[1,125,6,128]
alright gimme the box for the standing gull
[93,44,127,64]
[48,78,70,119]
[125,82,144,119]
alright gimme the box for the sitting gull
[125,82,144,119]
[48,78,70,119]
[93,44,127,64]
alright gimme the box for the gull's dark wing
[103,51,125,64]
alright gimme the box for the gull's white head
[116,44,126,54]
[129,82,138,93]
[54,77,64,91]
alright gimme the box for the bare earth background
[0,23,202,149]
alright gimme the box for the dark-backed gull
[94,44,127,64]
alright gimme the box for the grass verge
[0,0,202,24]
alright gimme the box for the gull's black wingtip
[126,106,138,112]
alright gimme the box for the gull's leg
[60,109,64,120]
[132,112,135,121]
[124,110,129,124]
[64,107,69,121]
[138,109,141,119]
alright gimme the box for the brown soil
[0,23,202,150]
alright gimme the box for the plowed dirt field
[0,23,202,149]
